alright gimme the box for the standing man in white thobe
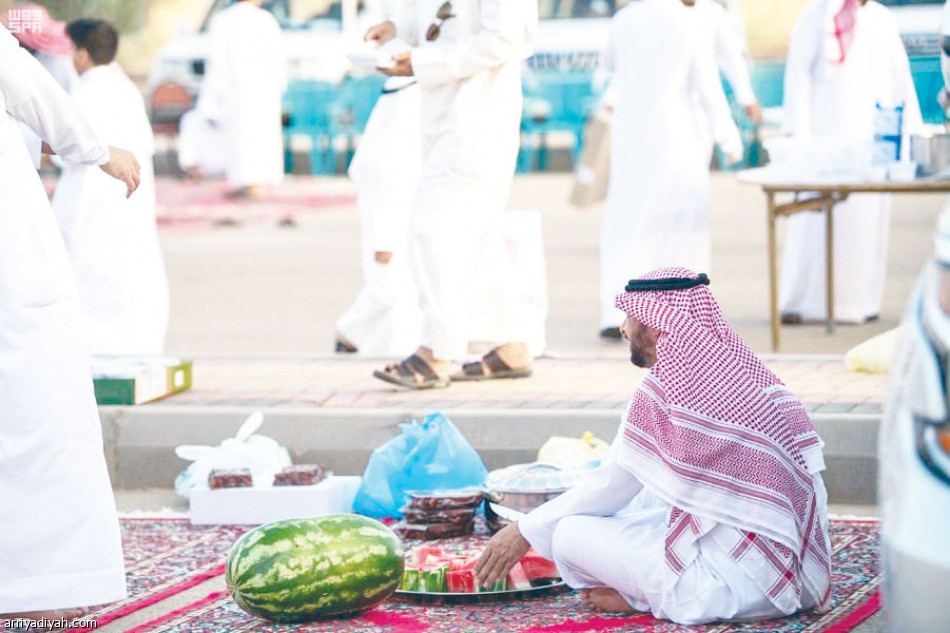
[205,0,285,199]
[2,3,78,93]
[779,0,922,324]
[365,0,539,389]
[51,19,169,356]
[0,23,140,621]
[335,76,422,357]
[597,0,742,339]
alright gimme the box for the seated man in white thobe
[477,268,832,625]
[50,19,169,356]
[0,23,139,625]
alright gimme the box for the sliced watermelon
[399,569,422,591]
[506,561,532,590]
[408,545,444,567]
[421,565,447,592]
[520,550,559,581]
[478,578,507,592]
[445,569,476,593]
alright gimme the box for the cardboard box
[189,475,362,525]
[92,356,193,405]
[570,109,611,208]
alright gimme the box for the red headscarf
[2,3,73,56]
[615,267,831,614]
[826,0,859,64]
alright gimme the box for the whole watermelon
[226,514,404,623]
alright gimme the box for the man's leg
[549,514,668,615]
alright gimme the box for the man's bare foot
[2,608,89,631]
[583,588,637,614]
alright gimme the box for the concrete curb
[100,406,881,504]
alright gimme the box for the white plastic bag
[537,432,609,469]
[173,411,292,499]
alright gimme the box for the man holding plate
[364,0,539,389]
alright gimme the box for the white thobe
[392,0,538,359]
[779,0,922,323]
[336,79,422,356]
[599,0,741,330]
[35,51,78,93]
[51,63,169,356]
[205,2,285,188]
[693,0,756,155]
[177,89,228,177]
[518,431,829,625]
[0,25,126,612]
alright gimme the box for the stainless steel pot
[482,462,580,515]
[483,488,565,515]
[910,134,950,176]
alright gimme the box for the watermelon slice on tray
[398,544,564,598]
[520,548,560,581]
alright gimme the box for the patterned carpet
[82,518,880,633]
[154,178,355,229]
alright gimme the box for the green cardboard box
[92,356,193,405]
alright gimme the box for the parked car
[878,5,950,631]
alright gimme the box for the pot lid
[484,462,583,494]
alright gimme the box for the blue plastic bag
[353,412,488,519]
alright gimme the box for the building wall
[740,0,810,60]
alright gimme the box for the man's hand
[99,146,141,198]
[375,251,393,264]
[474,522,531,588]
[744,102,764,126]
[382,51,413,77]
[365,20,396,45]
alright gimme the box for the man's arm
[0,26,106,166]
[0,26,140,196]
[475,432,644,586]
[687,20,742,164]
[391,0,419,46]
[711,2,756,109]
[407,0,534,86]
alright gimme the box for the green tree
[38,0,148,33]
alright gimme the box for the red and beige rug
[80,517,880,632]
[155,178,355,230]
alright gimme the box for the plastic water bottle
[873,102,904,164]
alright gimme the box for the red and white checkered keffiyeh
[615,267,831,615]
[826,0,859,64]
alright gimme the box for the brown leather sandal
[373,354,450,389]
[451,349,532,382]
